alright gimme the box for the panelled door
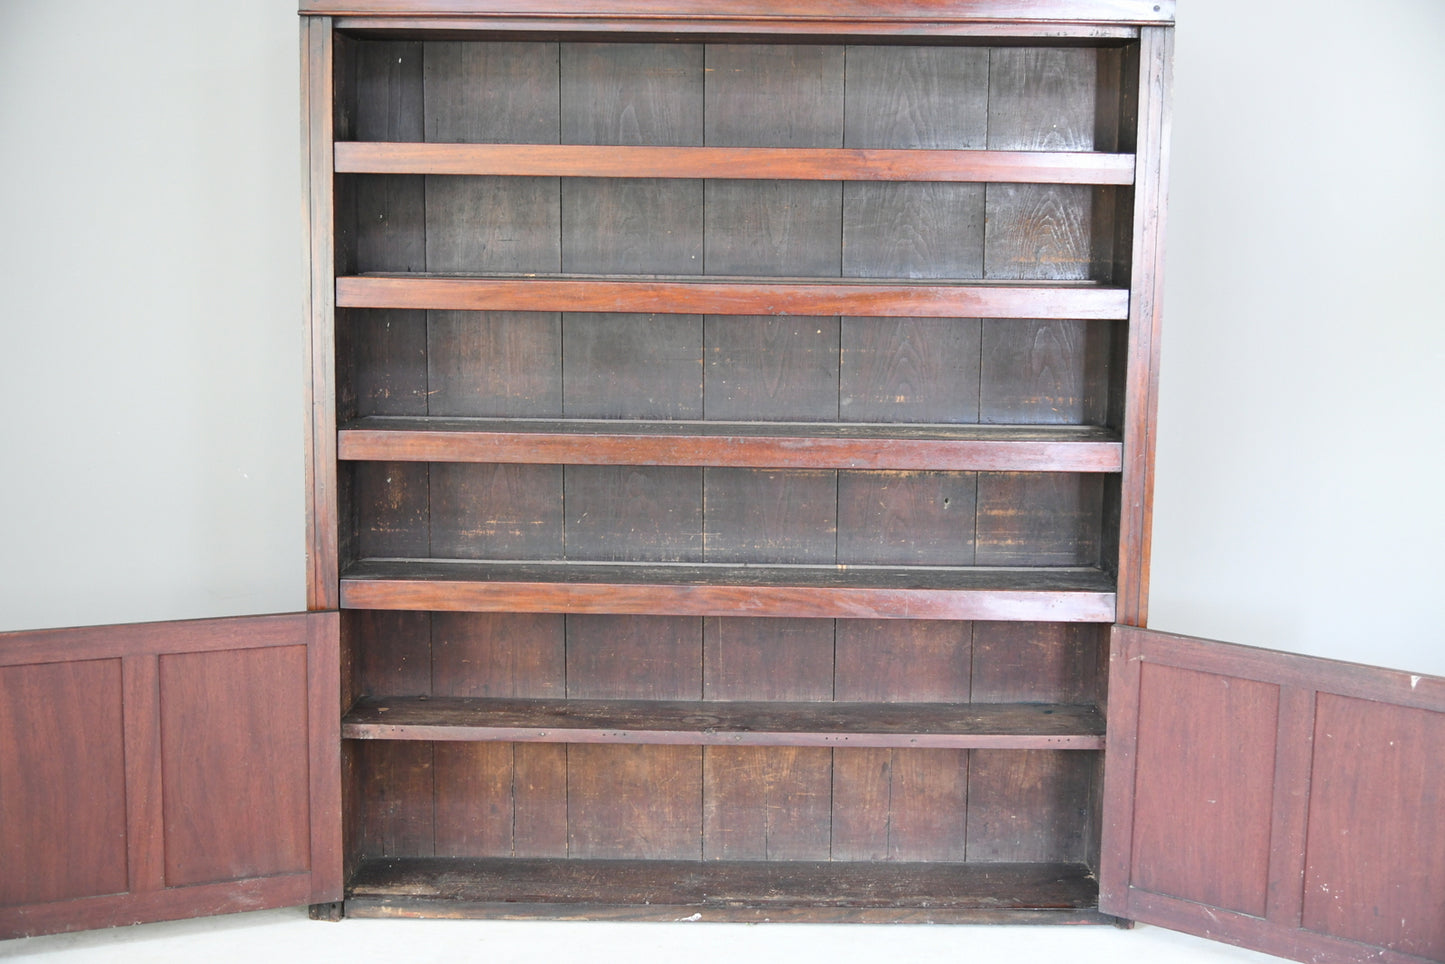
[1102,625,1445,964]
[0,612,341,939]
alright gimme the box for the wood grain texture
[975,471,1103,566]
[560,42,703,147]
[425,176,561,273]
[433,742,514,856]
[427,462,562,558]
[834,620,972,702]
[423,41,559,143]
[704,747,833,859]
[839,316,982,423]
[979,319,1111,425]
[971,621,1104,703]
[843,182,985,279]
[564,465,704,562]
[836,470,977,566]
[349,609,432,696]
[427,310,563,417]
[565,614,702,700]
[705,44,843,149]
[350,460,430,557]
[0,659,128,907]
[337,276,1133,321]
[705,180,843,277]
[844,46,988,150]
[704,315,840,421]
[431,612,567,697]
[353,740,436,858]
[567,745,703,858]
[562,313,704,419]
[966,749,1093,862]
[703,467,838,564]
[336,142,1136,184]
[343,309,429,417]
[561,179,704,275]
[702,616,834,702]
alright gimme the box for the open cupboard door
[1101,625,1445,964]
[0,612,341,939]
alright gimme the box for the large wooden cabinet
[306,0,1165,925]
[1,3,1442,963]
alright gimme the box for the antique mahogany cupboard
[1,2,1442,962]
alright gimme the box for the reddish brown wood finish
[0,613,340,940]
[338,419,1123,472]
[303,0,1174,25]
[336,276,1131,320]
[336,143,1135,184]
[1103,627,1445,964]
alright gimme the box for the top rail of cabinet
[302,1,1173,40]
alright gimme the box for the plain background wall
[4,0,1440,674]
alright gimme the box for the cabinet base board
[344,857,1109,924]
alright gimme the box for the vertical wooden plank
[431,612,566,698]
[569,745,703,859]
[843,46,988,150]
[834,620,972,703]
[971,622,1104,703]
[1116,28,1174,625]
[433,743,515,857]
[428,463,563,559]
[564,465,704,562]
[563,313,703,419]
[705,315,841,421]
[1301,695,1445,959]
[349,609,432,697]
[979,319,1111,425]
[704,467,838,564]
[122,656,164,895]
[428,311,563,418]
[350,461,430,559]
[566,615,702,700]
[351,39,424,142]
[704,747,832,860]
[0,659,129,906]
[702,616,834,702]
[888,749,969,861]
[514,744,569,858]
[975,472,1104,566]
[1263,687,1315,928]
[353,740,435,859]
[839,317,981,424]
[705,45,843,277]
[305,16,340,610]
[424,41,560,144]
[984,184,1098,281]
[347,46,426,273]
[425,176,561,274]
[560,42,703,147]
[836,470,977,566]
[306,613,343,901]
[830,749,891,860]
[843,183,985,279]
[344,309,429,417]
[966,750,1092,862]
[159,647,311,886]
[562,178,703,275]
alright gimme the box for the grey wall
[3,0,1442,688]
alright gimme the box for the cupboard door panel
[0,612,339,939]
[1103,626,1445,964]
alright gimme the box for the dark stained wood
[966,749,1093,862]
[1103,626,1445,964]
[350,40,424,142]
[705,44,843,149]
[886,748,969,861]
[985,184,1099,281]
[1301,695,1445,960]
[353,740,436,857]
[431,612,566,697]
[562,179,704,274]
[980,319,1112,425]
[344,856,1107,922]
[338,417,1125,472]
[425,176,562,274]
[565,614,702,700]
[988,47,1099,152]
[343,696,1106,748]
[836,470,977,566]
[843,183,985,279]
[427,310,563,417]
[350,460,431,558]
[559,42,703,147]
[702,616,834,701]
[838,316,982,423]
[705,181,843,277]
[567,745,703,858]
[702,468,838,564]
[433,742,514,856]
[307,1,1175,25]
[344,309,429,417]
[971,621,1104,702]
[0,613,339,939]
[339,558,1119,621]
[427,462,562,558]
[703,747,833,859]
[336,142,1137,184]
[562,314,704,419]
[0,659,128,907]
[843,45,988,150]
[160,647,312,886]
[423,41,559,143]
[348,609,432,697]
[513,744,569,857]
[834,620,972,702]
[975,471,1104,566]
[563,465,704,562]
[336,275,1133,320]
[704,315,840,421]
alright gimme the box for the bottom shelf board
[344,857,1106,924]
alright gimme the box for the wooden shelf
[337,417,1124,472]
[335,275,1130,320]
[335,142,1136,184]
[342,696,1106,749]
[344,857,1106,924]
[339,559,1117,621]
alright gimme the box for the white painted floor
[0,908,1291,964]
